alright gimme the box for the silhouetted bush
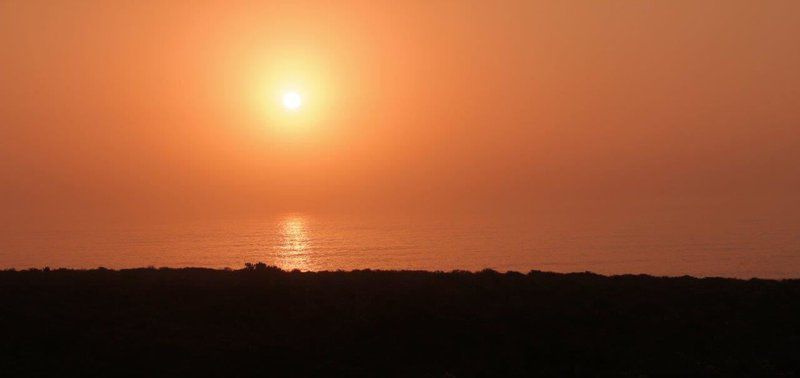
[0,265,798,376]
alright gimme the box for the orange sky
[2,1,799,223]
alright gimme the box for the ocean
[2,207,799,278]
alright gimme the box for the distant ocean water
[1,208,799,278]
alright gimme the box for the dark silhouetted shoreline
[1,265,799,376]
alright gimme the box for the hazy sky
[2,1,799,223]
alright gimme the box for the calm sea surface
[2,208,799,278]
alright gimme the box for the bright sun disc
[282,91,302,111]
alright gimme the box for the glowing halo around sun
[248,55,338,136]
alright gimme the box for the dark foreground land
[1,266,799,376]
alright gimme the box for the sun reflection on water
[276,215,311,271]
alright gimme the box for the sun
[282,91,302,111]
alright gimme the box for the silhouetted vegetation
[1,266,799,376]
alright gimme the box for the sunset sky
[2,1,799,225]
